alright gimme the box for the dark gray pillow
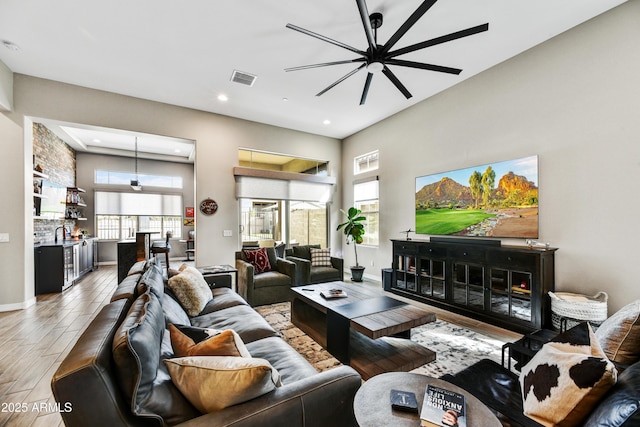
[292,244,321,260]
[112,291,199,425]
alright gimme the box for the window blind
[95,191,182,216]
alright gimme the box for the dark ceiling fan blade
[285,58,366,72]
[385,58,462,75]
[286,23,366,56]
[382,66,412,99]
[360,72,374,105]
[386,23,489,58]
[355,0,377,52]
[316,63,367,97]
[381,0,438,55]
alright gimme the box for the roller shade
[95,191,182,216]
[234,167,335,203]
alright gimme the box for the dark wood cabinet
[34,238,98,295]
[388,239,557,333]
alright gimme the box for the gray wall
[341,0,640,313]
[76,152,195,263]
[1,76,341,310]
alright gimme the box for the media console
[388,239,557,333]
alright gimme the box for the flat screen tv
[415,155,538,239]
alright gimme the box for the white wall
[341,0,640,313]
[1,76,341,309]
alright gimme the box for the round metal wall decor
[199,198,218,216]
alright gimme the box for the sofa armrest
[331,257,344,278]
[275,257,297,284]
[235,259,254,303]
[175,366,362,427]
[285,256,310,287]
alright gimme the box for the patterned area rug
[255,302,509,377]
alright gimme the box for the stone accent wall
[33,122,75,187]
[33,123,77,241]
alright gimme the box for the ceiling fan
[285,0,489,105]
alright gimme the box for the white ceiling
[0,0,628,145]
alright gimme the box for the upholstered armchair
[285,244,344,286]
[235,247,297,307]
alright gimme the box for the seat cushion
[245,337,318,384]
[310,266,341,284]
[197,288,248,316]
[254,270,292,289]
[190,304,279,344]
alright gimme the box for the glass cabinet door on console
[490,269,533,323]
[419,256,446,300]
[453,263,485,310]
[395,254,417,292]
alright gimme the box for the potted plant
[337,207,366,282]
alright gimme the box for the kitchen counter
[35,236,97,248]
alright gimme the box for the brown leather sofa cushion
[112,291,199,425]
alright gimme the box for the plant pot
[350,266,365,282]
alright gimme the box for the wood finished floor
[0,264,521,427]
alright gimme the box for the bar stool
[151,231,172,275]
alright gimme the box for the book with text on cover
[420,384,466,427]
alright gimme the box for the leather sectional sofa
[52,261,361,427]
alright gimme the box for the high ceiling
[0,0,628,142]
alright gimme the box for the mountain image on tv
[415,156,538,238]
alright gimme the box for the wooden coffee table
[290,281,436,379]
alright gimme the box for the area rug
[255,302,509,377]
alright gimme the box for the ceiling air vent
[230,70,257,87]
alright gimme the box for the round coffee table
[353,372,501,427]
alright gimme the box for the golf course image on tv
[415,155,538,238]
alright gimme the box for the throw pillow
[519,322,617,427]
[169,324,251,358]
[595,299,640,366]
[167,267,213,316]
[165,356,281,412]
[242,248,272,274]
[310,248,332,267]
[274,242,286,258]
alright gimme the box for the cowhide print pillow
[519,322,617,427]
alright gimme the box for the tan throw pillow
[167,267,213,316]
[169,324,250,358]
[520,323,617,426]
[165,356,281,412]
[595,299,640,366]
[310,248,332,267]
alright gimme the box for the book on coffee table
[320,289,348,299]
[420,384,467,427]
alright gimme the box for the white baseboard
[0,297,36,312]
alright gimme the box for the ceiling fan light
[367,61,384,73]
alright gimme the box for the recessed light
[323,119,331,125]
[282,97,289,102]
[92,138,101,143]
[1,40,20,51]
[218,94,229,102]
[174,149,181,153]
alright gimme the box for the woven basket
[549,291,608,330]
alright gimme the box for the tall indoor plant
[337,207,366,282]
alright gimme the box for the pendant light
[130,136,143,191]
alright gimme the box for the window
[354,178,379,246]
[95,191,182,240]
[354,150,379,175]
[95,170,183,189]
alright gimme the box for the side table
[353,372,501,427]
[197,265,238,291]
[502,328,557,371]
